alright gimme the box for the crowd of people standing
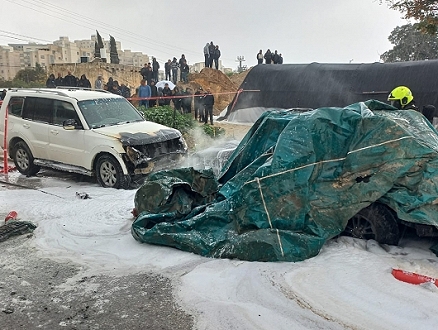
[46,71,131,97]
[203,41,221,70]
[257,49,283,64]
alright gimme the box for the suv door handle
[23,124,30,129]
[50,130,59,135]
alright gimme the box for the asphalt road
[0,234,194,330]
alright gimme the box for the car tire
[95,154,131,189]
[12,141,40,176]
[343,203,400,245]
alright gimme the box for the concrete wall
[48,62,144,92]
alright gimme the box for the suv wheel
[96,155,131,189]
[12,141,40,176]
[343,203,400,245]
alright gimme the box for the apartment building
[0,46,21,80]
[0,35,150,81]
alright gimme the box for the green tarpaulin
[132,100,438,262]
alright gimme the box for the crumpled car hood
[93,121,182,145]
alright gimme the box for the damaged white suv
[0,88,187,188]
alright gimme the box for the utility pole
[236,56,246,73]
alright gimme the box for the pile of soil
[131,68,250,116]
[177,68,250,115]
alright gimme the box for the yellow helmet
[387,86,414,108]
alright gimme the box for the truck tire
[12,141,40,176]
[343,203,400,245]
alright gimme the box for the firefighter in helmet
[387,86,416,110]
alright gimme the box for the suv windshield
[78,98,144,128]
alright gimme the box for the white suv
[0,88,187,188]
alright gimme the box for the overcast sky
[0,0,408,69]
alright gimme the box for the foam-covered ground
[2,169,438,330]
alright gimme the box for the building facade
[0,35,151,81]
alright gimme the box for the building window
[41,55,45,59]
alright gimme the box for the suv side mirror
[63,119,79,130]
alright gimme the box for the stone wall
[48,62,143,91]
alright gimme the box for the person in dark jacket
[178,54,186,82]
[54,73,63,86]
[164,59,172,81]
[272,50,280,64]
[120,84,131,98]
[203,88,214,125]
[140,63,149,81]
[152,58,160,82]
[213,45,221,70]
[106,77,114,91]
[157,87,165,106]
[143,63,153,85]
[162,83,172,106]
[182,88,192,114]
[264,49,272,64]
[149,80,158,107]
[172,86,183,112]
[46,74,56,88]
[180,60,189,83]
[208,42,215,68]
[256,50,263,64]
[77,74,91,88]
[110,80,122,95]
[194,87,204,121]
[278,53,283,64]
[63,71,77,87]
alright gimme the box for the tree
[381,0,438,34]
[14,63,46,84]
[94,41,101,59]
[94,30,104,60]
[380,23,438,62]
[109,35,120,64]
[96,30,104,48]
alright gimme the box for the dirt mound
[177,68,238,115]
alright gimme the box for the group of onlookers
[46,72,131,98]
[257,49,283,64]
[203,41,221,70]
[46,71,92,89]
[104,77,131,98]
[140,55,191,86]
[137,82,215,125]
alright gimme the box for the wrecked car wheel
[12,141,40,176]
[96,155,131,189]
[343,203,400,245]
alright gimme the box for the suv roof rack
[56,86,111,94]
[7,88,70,97]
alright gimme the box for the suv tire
[343,203,400,245]
[12,141,40,176]
[96,154,131,189]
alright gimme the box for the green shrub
[138,105,195,134]
[202,124,225,138]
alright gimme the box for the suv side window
[53,100,79,126]
[22,97,53,123]
[8,97,25,117]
